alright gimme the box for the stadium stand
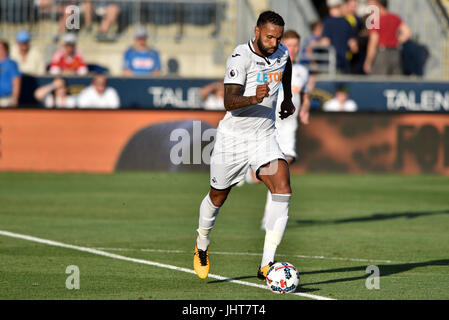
[435,0,449,24]
[388,0,449,79]
[0,0,448,79]
[432,0,449,78]
[0,0,236,77]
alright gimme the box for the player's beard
[257,38,277,57]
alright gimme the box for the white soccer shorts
[209,130,286,190]
[276,128,297,160]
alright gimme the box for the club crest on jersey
[256,72,282,84]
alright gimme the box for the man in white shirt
[200,80,225,110]
[193,11,296,282]
[323,84,357,112]
[10,30,46,76]
[78,74,120,109]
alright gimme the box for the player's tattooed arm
[224,84,268,111]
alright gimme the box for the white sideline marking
[92,247,397,264]
[0,230,335,301]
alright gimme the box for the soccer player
[193,11,296,280]
[260,29,311,230]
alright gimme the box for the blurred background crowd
[0,0,447,109]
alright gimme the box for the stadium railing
[300,45,337,79]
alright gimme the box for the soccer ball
[266,262,300,294]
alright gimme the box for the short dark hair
[377,0,388,8]
[310,21,322,31]
[336,83,349,93]
[256,11,285,28]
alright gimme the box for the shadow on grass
[300,259,449,287]
[295,209,449,226]
[208,275,322,293]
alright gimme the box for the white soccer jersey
[275,63,309,132]
[209,40,289,189]
[220,40,290,137]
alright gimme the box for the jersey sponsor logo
[231,54,241,58]
[256,72,282,84]
[256,62,265,66]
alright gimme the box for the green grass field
[0,172,448,300]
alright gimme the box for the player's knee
[209,189,229,207]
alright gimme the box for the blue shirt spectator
[123,47,161,75]
[123,27,162,76]
[0,57,20,96]
[300,21,324,67]
[0,40,21,107]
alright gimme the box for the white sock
[261,193,291,267]
[262,231,282,267]
[196,229,210,252]
[261,190,272,230]
[196,193,220,250]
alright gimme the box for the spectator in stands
[363,0,412,75]
[0,40,21,108]
[123,27,161,76]
[34,0,53,15]
[49,33,88,76]
[343,0,366,74]
[34,76,77,109]
[323,84,358,112]
[40,0,82,42]
[300,21,324,91]
[300,21,324,66]
[320,0,359,74]
[56,1,79,39]
[78,73,120,109]
[200,80,225,110]
[82,1,122,42]
[37,1,96,41]
[10,30,46,76]
[343,0,362,30]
